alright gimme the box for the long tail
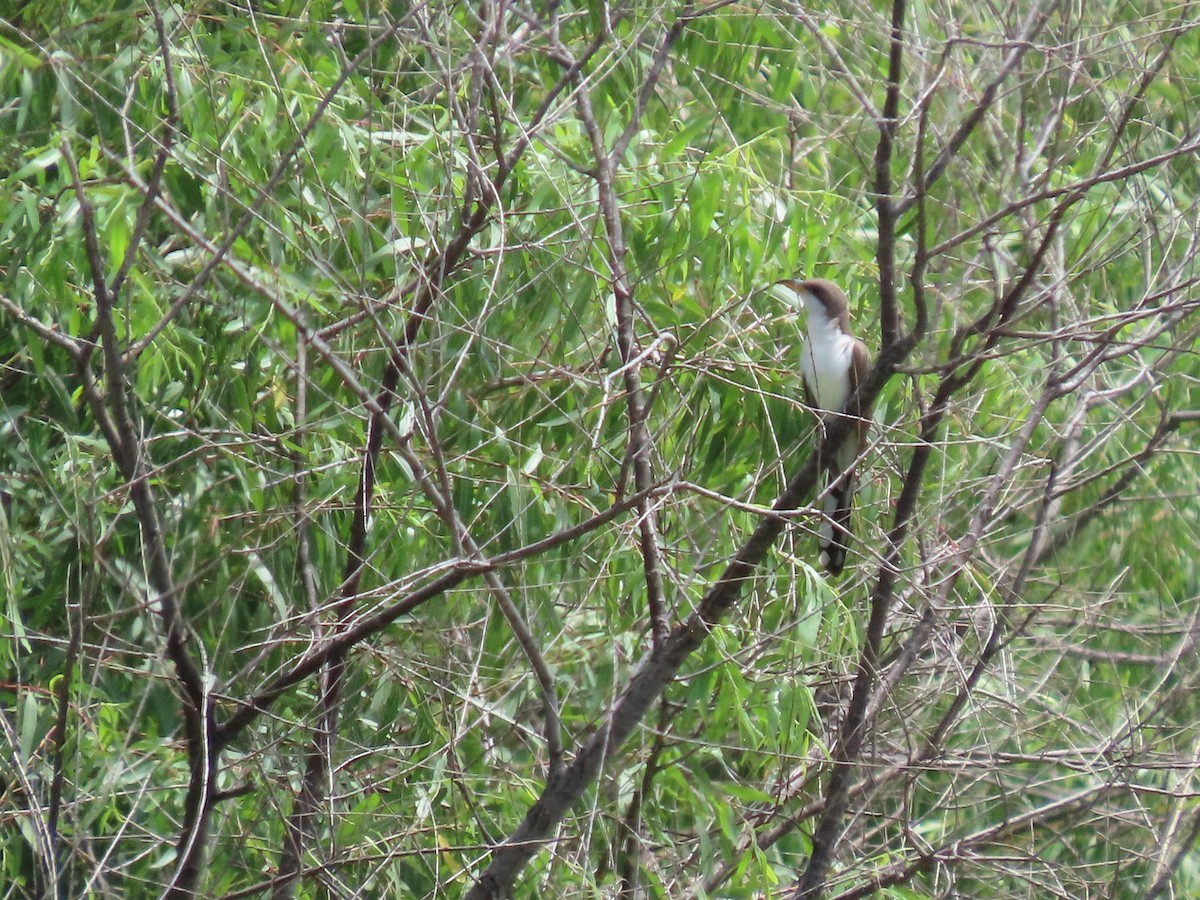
[818,466,855,576]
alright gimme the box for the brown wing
[846,338,872,447]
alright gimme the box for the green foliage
[1,1,1198,898]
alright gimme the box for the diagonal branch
[216,481,670,746]
[609,6,690,165]
[465,342,905,898]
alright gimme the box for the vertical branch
[62,132,216,900]
[567,10,687,649]
[43,554,93,897]
[272,330,341,898]
[616,699,676,899]
[908,64,930,341]
[560,15,692,888]
[291,333,319,612]
[874,0,906,350]
[580,92,670,646]
[793,6,909,896]
[792,395,936,900]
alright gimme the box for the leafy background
[2,1,1198,898]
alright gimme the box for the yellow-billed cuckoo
[771,278,872,575]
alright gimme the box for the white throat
[800,309,856,412]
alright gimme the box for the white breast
[800,315,856,412]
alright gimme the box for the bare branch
[894,0,1060,217]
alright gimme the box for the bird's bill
[767,279,807,309]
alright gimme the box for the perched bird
[771,278,872,575]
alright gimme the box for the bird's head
[768,278,851,329]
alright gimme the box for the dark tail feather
[818,469,855,576]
